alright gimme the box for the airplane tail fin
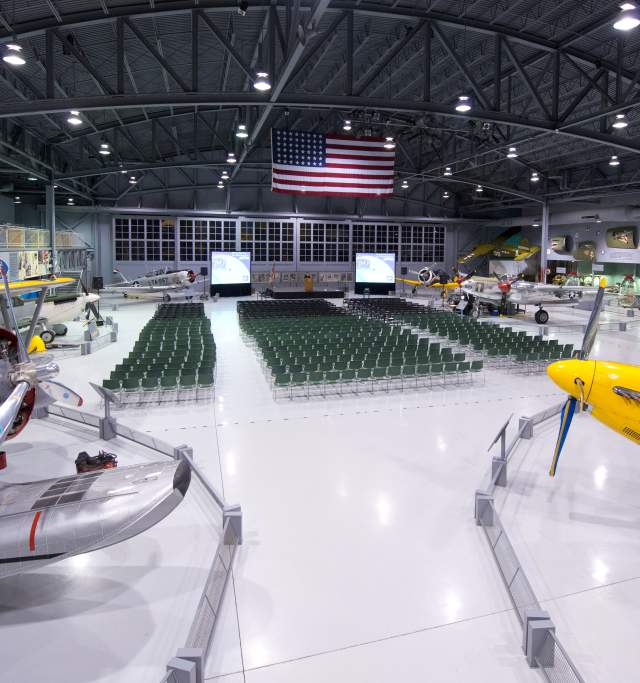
[111,269,128,285]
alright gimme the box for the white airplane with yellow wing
[396,267,475,293]
[546,280,640,476]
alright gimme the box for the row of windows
[114,218,446,263]
[115,218,175,261]
[240,220,295,263]
[300,222,350,262]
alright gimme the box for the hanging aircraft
[547,280,640,476]
[103,268,198,301]
[0,267,192,576]
[458,226,541,265]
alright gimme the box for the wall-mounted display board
[550,235,574,255]
[575,241,597,261]
[605,227,636,249]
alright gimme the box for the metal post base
[166,656,197,683]
[99,416,117,440]
[492,457,507,487]
[175,649,204,683]
[474,491,494,526]
[523,608,555,668]
[223,504,243,545]
[519,416,534,439]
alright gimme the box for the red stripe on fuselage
[29,511,41,551]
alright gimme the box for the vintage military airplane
[396,267,474,293]
[16,289,101,344]
[0,267,192,576]
[0,459,190,578]
[459,274,601,323]
[104,268,198,301]
[547,279,640,476]
[458,226,540,265]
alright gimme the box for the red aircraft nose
[498,281,511,293]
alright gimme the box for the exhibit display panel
[354,252,396,294]
[211,251,252,296]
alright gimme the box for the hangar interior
[0,2,639,682]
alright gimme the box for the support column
[540,200,549,283]
[46,183,57,275]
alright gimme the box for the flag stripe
[326,147,394,158]
[273,164,392,176]
[271,128,395,198]
[272,186,393,197]
[273,177,393,187]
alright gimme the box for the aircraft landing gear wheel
[535,309,549,324]
[40,329,55,345]
[162,293,171,303]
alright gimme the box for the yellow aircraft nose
[547,359,596,401]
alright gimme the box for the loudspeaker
[200,266,208,276]
[92,276,104,290]
[400,267,407,275]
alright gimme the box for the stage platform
[263,288,345,299]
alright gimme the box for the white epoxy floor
[1,295,638,682]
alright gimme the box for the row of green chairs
[273,360,484,399]
[104,302,216,404]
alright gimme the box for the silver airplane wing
[0,459,190,578]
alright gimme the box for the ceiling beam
[2,2,637,92]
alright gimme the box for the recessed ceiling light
[67,110,82,126]
[613,113,629,128]
[253,71,271,91]
[455,95,471,112]
[3,44,25,66]
[614,3,640,30]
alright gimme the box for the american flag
[271,128,396,198]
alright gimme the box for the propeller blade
[0,382,30,444]
[579,281,607,360]
[38,380,83,407]
[549,396,578,477]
